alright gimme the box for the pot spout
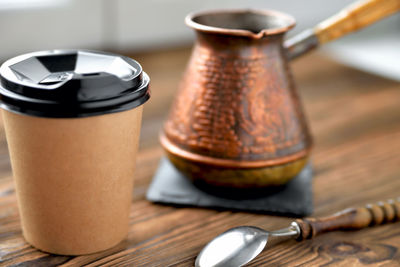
[185,9,296,39]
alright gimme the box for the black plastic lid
[0,50,150,118]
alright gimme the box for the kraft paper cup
[0,50,150,255]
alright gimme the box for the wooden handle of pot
[295,198,400,240]
[315,0,400,44]
[285,0,400,60]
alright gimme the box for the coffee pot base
[165,151,308,189]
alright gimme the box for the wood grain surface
[0,47,400,266]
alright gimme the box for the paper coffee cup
[0,50,150,255]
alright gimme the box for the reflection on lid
[39,72,74,85]
[75,52,136,80]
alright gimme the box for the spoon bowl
[195,226,268,267]
[195,224,299,267]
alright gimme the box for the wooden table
[0,48,399,266]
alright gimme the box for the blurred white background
[0,0,399,80]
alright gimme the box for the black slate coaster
[146,157,313,217]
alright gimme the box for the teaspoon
[196,198,400,267]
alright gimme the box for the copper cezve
[161,0,400,188]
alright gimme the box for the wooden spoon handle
[295,198,400,240]
[315,0,400,44]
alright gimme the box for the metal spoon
[195,223,299,267]
[195,198,400,267]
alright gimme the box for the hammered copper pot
[161,0,400,188]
